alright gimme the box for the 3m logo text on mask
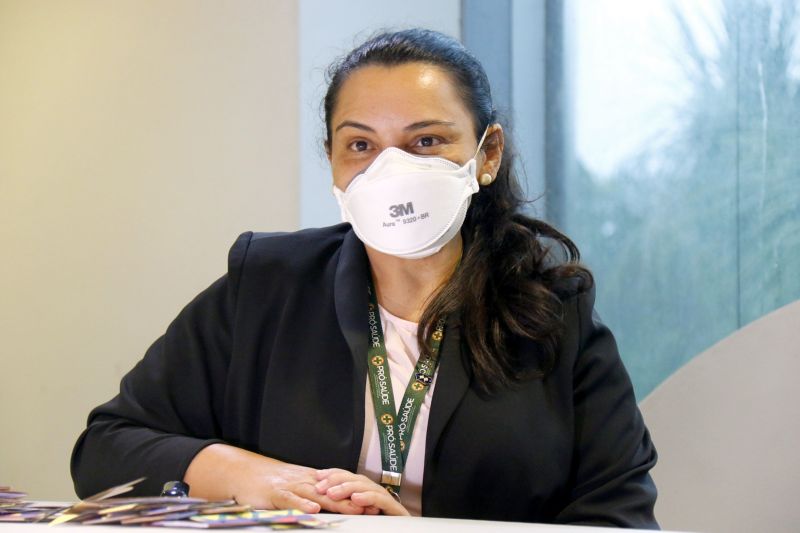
[389,202,414,218]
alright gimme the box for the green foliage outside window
[559,0,800,397]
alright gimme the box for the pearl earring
[479,173,494,186]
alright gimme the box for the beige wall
[0,0,298,499]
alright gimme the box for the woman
[71,29,658,527]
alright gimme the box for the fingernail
[314,480,327,492]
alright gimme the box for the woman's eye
[349,140,370,152]
[416,136,440,147]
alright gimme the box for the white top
[356,305,438,516]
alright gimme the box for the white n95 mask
[333,130,489,259]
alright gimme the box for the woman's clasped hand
[315,469,410,516]
[184,444,409,516]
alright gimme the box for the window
[547,0,800,397]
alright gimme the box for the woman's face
[327,62,501,190]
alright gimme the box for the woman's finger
[314,470,370,494]
[324,480,410,515]
[325,480,377,501]
[315,468,349,480]
[270,488,321,514]
[350,490,410,516]
[291,482,366,515]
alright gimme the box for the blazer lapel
[333,228,370,470]
[424,318,471,469]
[334,229,369,374]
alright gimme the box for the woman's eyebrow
[405,120,456,131]
[334,119,457,133]
[334,120,374,133]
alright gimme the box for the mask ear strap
[473,126,491,159]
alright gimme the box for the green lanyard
[366,278,445,499]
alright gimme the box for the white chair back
[640,299,800,533]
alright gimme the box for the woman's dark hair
[324,28,593,391]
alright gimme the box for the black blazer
[71,225,658,528]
